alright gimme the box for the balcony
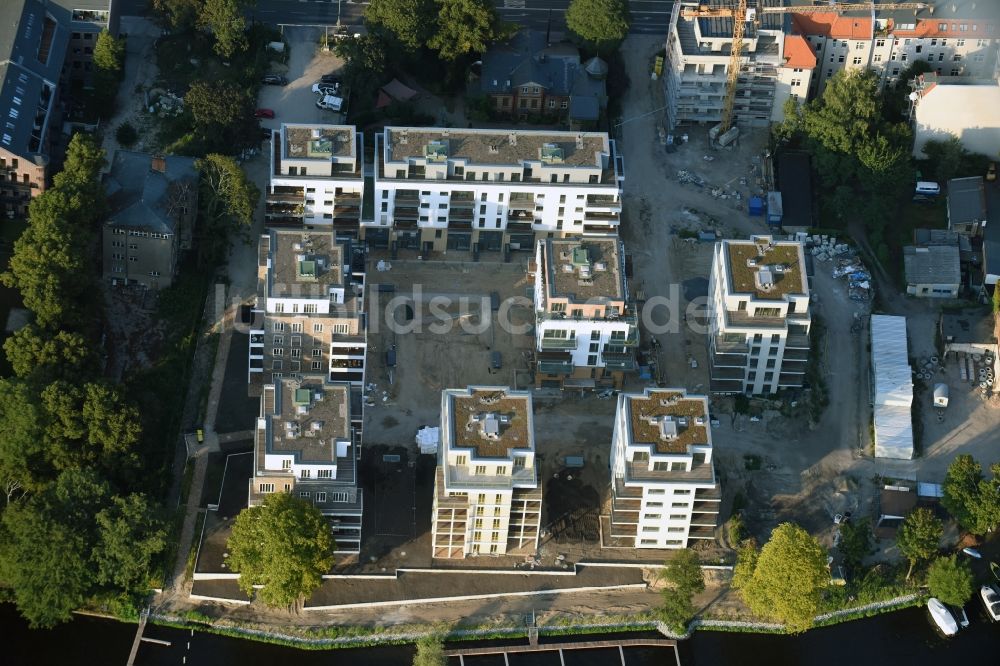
[394,206,419,220]
[336,193,362,205]
[781,359,807,374]
[332,218,360,230]
[695,485,722,501]
[449,192,475,207]
[692,501,720,514]
[710,366,744,380]
[724,310,789,329]
[613,478,643,499]
[539,336,578,350]
[786,335,810,349]
[270,186,304,198]
[712,352,747,368]
[333,205,360,219]
[608,327,639,348]
[449,207,473,221]
[602,346,636,371]
[586,194,622,210]
[778,373,805,387]
[448,218,472,230]
[445,465,536,490]
[537,359,574,375]
[713,335,748,354]
[394,190,419,203]
[584,211,621,222]
[624,461,715,483]
[508,195,535,210]
[783,347,809,362]
[688,526,716,540]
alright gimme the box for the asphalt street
[118,0,673,36]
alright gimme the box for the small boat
[982,585,1000,622]
[949,604,970,629]
[927,598,959,636]
[961,547,982,559]
[992,561,1000,581]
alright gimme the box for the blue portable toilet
[748,196,765,216]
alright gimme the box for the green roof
[571,247,590,267]
[294,388,312,406]
[298,260,317,279]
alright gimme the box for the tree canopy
[566,0,630,50]
[941,454,1000,535]
[896,508,942,579]
[93,494,167,594]
[198,0,250,58]
[658,549,705,633]
[365,0,436,51]
[927,555,974,607]
[429,0,510,61]
[837,519,873,573]
[732,523,829,633]
[227,493,335,607]
[194,154,259,263]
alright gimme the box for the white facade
[707,235,811,395]
[265,124,364,230]
[607,388,720,549]
[912,78,1000,159]
[370,127,624,252]
[431,387,542,558]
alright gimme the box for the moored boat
[927,598,959,636]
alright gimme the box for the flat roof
[267,229,344,299]
[447,387,534,459]
[385,127,609,168]
[266,378,351,464]
[624,389,710,454]
[724,238,807,300]
[283,124,355,160]
[545,238,625,302]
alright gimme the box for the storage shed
[871,315,914,460]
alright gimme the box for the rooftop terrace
[266,230,345,299]
[385,127,609,168]
[283,124,355,161]
[724,238,807,300]
[625,390,711,454]
[448,388,534,459]
[545,238,625,303]
[264,379,351,465]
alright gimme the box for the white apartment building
[533,237,638,389]
[664,1,812,129]
[248,229,366,392]
[265,124,365,239]
[431,387,542,559]
[368,127,624,253]
[249,378,363,555]
[707,235,811,395]
[606,388,721,549]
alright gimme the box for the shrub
[115,122,138,148]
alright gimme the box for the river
[5,603,999,665]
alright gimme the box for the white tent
[933,383,949,408]
[871,315,914,459]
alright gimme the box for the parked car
[315,95,343,111]
[320,73,341,84]
[311,82,339,96]
[254,108,275,119]
[491,351,502,370]
[261,74,287,86]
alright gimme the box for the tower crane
[679,2,931,136]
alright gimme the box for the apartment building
[432,387,542,559]
[369,127,624,252]
[249,377,363,555]
[265,124,365,238]
[102,152,198,289]
[664,1,804,129]
[0,1,117,217]
[606,388,721,549]
[248,229,366,393]
[532,237,638,389]
[707,235,811,395]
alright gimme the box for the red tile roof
[792,12,873,40]
[783,34,817,69]
[890,18,995,38]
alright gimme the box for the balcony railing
[394,206,419,220]
[712,336,749,354]
[537,359,574,375]
[539,336,578,350]
[712,352,747,368]
[724,310,789,329]
[394,190,419,203]
[785,335,810,349]
[624,460,715,483]
[508,196,535,210]
[449,208,473,221]
[446,465,536,490]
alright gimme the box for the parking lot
[257,27,346,131]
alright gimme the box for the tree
[658,549,705,633]
[837,519,873,573]
[227,493,334,607]
[152,0,203,30]
[334,34,389,107]
[198,0,250,59]
[803,70,883,156]
[921,136,968,184]
[413,635,447,666]
[927,555,974,607]
[0,380,49,492]
[0,468,109,628]
[429,0,510,61]
[93,30,125,75]
[566,0,630,50]
[731,523,828,633]
[942,454,983,532]
[730,538,758,591]
[184,81,257,154]
[3,325,91,382]
[896,508,942,580]
[115,122,139,148]
[94,494,167,593]
[195,154,259,229]
[365,0,435,51]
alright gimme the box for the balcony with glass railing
[446,465,536,490]
[537,358,574,375]
[539,335,578,350]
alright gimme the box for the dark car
[491,351,502,370]
[254,108,275,119]
[261,74,287,86]
[320,73,341,85]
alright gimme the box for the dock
[445,638,681,665]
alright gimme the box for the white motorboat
[981,585,1000,622]
[927,598,959,636]
[961,547,982,559]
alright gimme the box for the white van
[915,181,941,196]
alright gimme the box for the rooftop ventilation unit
[540,143,564,164]
[488,144,499,154]
[311,128,322,138]
[656,416,678,440]
[509,131,517,146]
[425,140,448,162]
[594,262,607,272]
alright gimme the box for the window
[956,39,965,47]
[281,459,292,469]
[291,349,301,358]
[953,53,962,61]
[330,491,349,502]
[272,347,284,356]
[852,57,862,65]
[260,483,275,493]
[669,514,686,520]
[304,304,317,314]
[272,360,282,370]
[300,469,311,479]
[313,323,324,334]
[671,502,690,508]
[317,469,333,479]
[272,322,285,332]
[316,492,327,502]
[291,323,303,333]
[492,519,501,529]
[645,513,662,520]
[311,348,322,358]
[474,518,483,529]
[311,361,322,370]
[273,335,285,346]
[875,39,885,47]
[667,527,685,533]
[299,491,311,498]
[455,455,467,466]
[791,78,801,87]
[647,488,665,495]
[674,489,691,495]
[475,506,484,516]
[489,544,499,554]
[950,67,961,75]
[642,526,659,533]
[475,465,487,475]
[477,493,486,503]
[873,54,882,63]
[646,501,664,508]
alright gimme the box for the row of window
[272,360,324,371]
[646,488,691,496]
[259,485,350,503]
[109,266,161,278]
[271,347,323,358]
[272,322,350,334]
[110,228,172,239]
[640,539,684,546]
[470,531,503,543]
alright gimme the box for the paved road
[118,0,673,35]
